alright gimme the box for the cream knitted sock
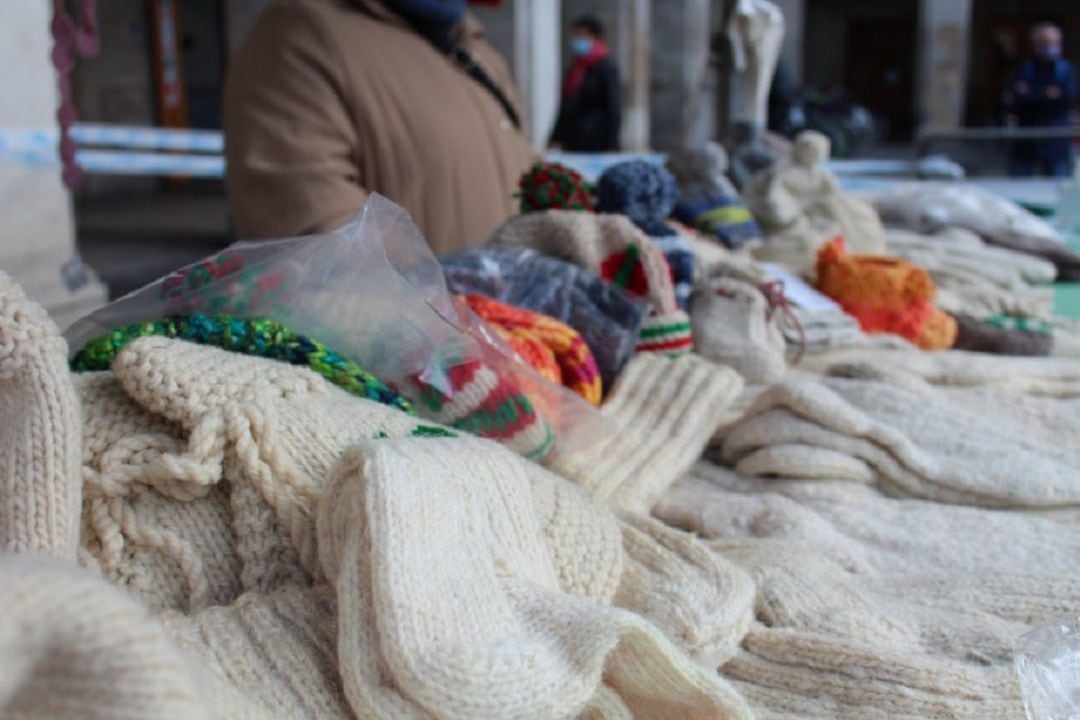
[111,336,434,584]
[550,353,744,513]
[691,276,788,384]
[317,436,753,720]
[613,513,756,667]
[0,555,207,720]
[0,272,81,558]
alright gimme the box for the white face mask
[571,37,594,57]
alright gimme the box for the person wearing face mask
[1006,22,1078,177]
[549,16,622,153]
[224,0,533,254]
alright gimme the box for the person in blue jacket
[1006,23,1079,177]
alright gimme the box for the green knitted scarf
[71,313,415,415]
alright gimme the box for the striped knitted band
[70,313,415,414]
[636,311,694,355]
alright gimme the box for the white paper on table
[761,262,840,312]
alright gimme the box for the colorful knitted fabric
[636,313,695,355]
[463,294,603,405]
[671,195,761,250]
[517,161,595,213]
[440,247,646,388]
[405,356,555,461]
[489,210,694,356]
[70,313,415,414]
[815,237,957,351]
[160,251,290,317]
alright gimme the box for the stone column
[624,0,652,150]
[0,1,107,329]
[512,0,561,149]
[649,0,713,151]
[917,0,972,129]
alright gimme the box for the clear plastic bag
[1015,615,1080,720]
[66,194,609,458]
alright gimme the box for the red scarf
[562,39,609,98]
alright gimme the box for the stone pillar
[917,0,972,129]
[512,0,561,149]
[0,1,107,328]
[624,0,652,150]
[649,0,713,151]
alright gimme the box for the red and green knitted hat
[516,161,596,213]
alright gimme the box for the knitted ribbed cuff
[548,353,743,513]
[635,310,694,355]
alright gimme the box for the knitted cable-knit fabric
[463,294,603,405]
[316,436,753,720]
[595,160,696,309]
[816,237,957,350]
[441,247,647,388]
[516,161,595,213]
[71,313,414,414]
[0,271,81,559]
[489,209,694,355]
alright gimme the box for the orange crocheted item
[816,237,956,350]
[463,294,604,405]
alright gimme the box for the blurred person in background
[1005,22,1079,177]
[224,0,533,255]
[549,15,622,152]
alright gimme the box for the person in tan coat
[224,0,534,255]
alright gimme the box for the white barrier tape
[71,123,223,152]
[75,149,224,177]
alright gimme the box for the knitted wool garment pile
[0,270,759,719]
[816,237,958,351]
[489,209,694,354]
[441,246,647,388]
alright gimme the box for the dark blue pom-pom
[595,160,678,236]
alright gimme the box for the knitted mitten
[691,277,788,384]
[464,294,603,404]
[490,210,693,355]
[317,436,752,720]
[0,555,208,720]
[442,247,647,386]
[109,337,442,583]
[550,353,744,514]
[0,272,81,558]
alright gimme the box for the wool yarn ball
[595,160,679,236]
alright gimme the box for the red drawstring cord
[758,280,806,365]
[51,0,99,189]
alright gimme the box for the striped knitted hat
[489,210,693,355]
[463,294,603,405]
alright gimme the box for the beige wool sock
[691,276,788,385]
[550,353,744,513]
[0,554,208,720]
[0,272,81,558]
[317,436,753,720]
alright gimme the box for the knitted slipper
[0,271,81,558]
[317,436,752,720]
[691,277,788,384]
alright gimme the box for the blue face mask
[571,37,594,57]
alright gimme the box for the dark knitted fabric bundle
[440,246,647,387]
[950,313,1053,357]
